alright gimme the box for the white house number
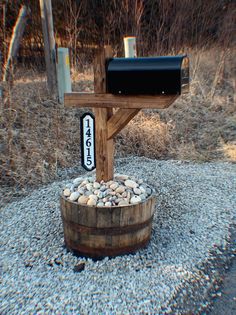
[81,113,95,171]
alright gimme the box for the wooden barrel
[60,194,156,259]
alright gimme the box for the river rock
[130,195,142,204]
[81,180,89,186]
[139,186,146,194]
[87,198,97,206]
[115,186,125,194]
[133,187,142,195]
[73,177,83,186]
[122,191,128,198]
[63,188,71,197]
[115,174,129,181]
[118,200,129,206]
[77,188,85,194]
[115,193,122,199]
[97,192,103,199]
[78,195,89,205]
[103,189,112,197]
[110,182,119,190]
[100,185,107,192]
[114,198,122,204]
[93,182,100,189]
[84,191,92,196]
[69,191,80,202]
[105,201,112,207]
[87,177,94,183]
[64,175,152,207]
[126,191,131,201]
[69,185,76,191]
[88,194,98,201]
[125,180,138,189]
[86,183,93,191]
[140,194,146,201]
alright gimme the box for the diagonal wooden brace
[107,108,140,140]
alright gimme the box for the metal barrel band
[62,214,154,236]
[65,237,151,258]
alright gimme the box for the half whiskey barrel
[60,193,156,259]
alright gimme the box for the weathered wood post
[57,47,72,104]
[0,51,3,100]
[3,5,29,81]
[93,46,114,181]
[39,0,57,96]
[124,36,137,58]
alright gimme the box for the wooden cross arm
[64,92,178,109]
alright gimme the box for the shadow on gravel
[209,229,236,315]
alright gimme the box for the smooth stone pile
[63,174,153,207]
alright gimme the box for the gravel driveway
[1,157,235,314]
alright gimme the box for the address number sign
[80,113,96,171]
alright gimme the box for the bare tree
[3,5,29,81]
[39,0,57,96]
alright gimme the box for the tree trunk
[39,0,57,97]
[3,5,29,82]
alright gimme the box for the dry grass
[220,141,236,161]
[0,68,87,190]
[116,111,173,158]
[0,47,235,198]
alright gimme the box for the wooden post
[39,0,57,96]
[124,36,137,58]
[3,5,29,81]
[2,2,6,65]
[94,46,114,182]
[0,51,3,100]
[57,47,72,104]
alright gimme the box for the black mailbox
[106,55,189,95]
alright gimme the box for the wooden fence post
[57,47,72,104]
[0,51,3,100]
[3,5,29,81]
[39,0,57,96]
[124,36,137,58]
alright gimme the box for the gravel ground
[0,157,236,315]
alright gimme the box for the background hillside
[1,0,235,66]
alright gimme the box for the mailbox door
[181,56,189,94]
